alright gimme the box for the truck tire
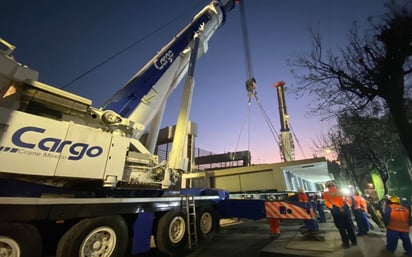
[155,210,187,255]
[56,216,128,257]
[0,222,42,257]
[197,207,218,242]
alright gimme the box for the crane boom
[102,0,235,141]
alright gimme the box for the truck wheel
[0,223,42,257]
[56,216,128,257]
[197,207,218,242]
[155,210,187,255]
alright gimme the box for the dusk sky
[2,0,390,164]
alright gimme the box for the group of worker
[322,181,412,256]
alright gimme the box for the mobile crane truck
[0,0,236,256]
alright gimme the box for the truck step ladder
[183,195,198,249]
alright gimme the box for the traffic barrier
[264,201,315,219]
[264,201,319,233]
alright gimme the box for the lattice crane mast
[274,81,295,161]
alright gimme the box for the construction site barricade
[265,201,319,231]
[217,199,319,234]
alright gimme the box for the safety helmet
[389,196,400,204]
[325,180,336,187]
[298,187,304,193]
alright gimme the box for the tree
[290,0,412,163]
[333,113,403,194]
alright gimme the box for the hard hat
[298,187,304,193]
[384,194,391,200]
[325,181,336,187]
[389,196,400,204]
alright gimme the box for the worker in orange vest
[323,181,357,248]
[383,195,412,256]
[344,194,353,207]
[297,187,309,202]
[296,187,319,232]
[352,190,370,236]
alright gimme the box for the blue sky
[2,0,389,163]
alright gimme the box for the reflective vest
[298,192,309,202]
[353,195,367,212]
[361,197,368,213]
[344,196,353,207]
[324,186,344,209]
[387,204,410,233]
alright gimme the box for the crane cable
[61,2,206,89]
[241,0,253,156]
[232,94,281,164]
[232,0,280,163]
[254,96,280,147]
[231,0,254,161]
[239,0,253,81]
[289,122,306,159]
[232,103,251,165]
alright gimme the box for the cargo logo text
[11,126,103,160]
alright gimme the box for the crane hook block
[245,77,257,94]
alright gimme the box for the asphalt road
[133,219,275,257]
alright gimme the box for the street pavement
[259,210,412,257]
[135,210,412,257]
[135,219,274,257]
